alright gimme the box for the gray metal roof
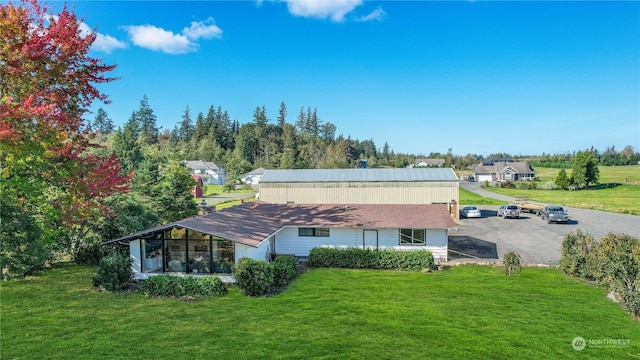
[260,168,458,183]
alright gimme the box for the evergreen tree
[93,108,115,134]
[178,106,194,143]
[136,95,159,144]
[192,112,207,141]
[554,168,571,189]
[112,120,143,174]
[153,160,198,222]
[280,123,297,169]
[277,101,287,128]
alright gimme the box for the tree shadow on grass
[448,235,499,260]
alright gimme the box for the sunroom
[136,227,235,275]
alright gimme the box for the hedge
[307,247,435,271]
[141,275,227,300]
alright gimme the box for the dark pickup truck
[540,205,569,224]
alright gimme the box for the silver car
[460,206,482,218]
[541,205,569,224]
[497,204,520,219]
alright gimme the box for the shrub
[272,256,299,289]
[93,252,133,292]
[542,181,559,190]
[503,251,522,276]
[233,257,274,296]
[378,250,435,271]
[499,180,515,188]
[141,275,227,299]
[308,247,435,271]
[590,233,639,319]
[72,239,103,265]
[558,230,597,280]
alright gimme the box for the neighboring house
[241,167,266,187]
[191,175,204,198]
[413,158,445,167]
[258,168,460,218]
[106,201,457,280]
[183,160,225,185]
[472,160,535,182]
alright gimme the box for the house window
[298,228,330,237]
[399,229,425,245]
[140,228,234,275]
[141,238,163,273]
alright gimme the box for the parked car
[460,206,482,218]
[540,205,569,224]
[497,204,520,219]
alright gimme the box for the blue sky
[58,0,638,156]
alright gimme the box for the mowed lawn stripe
[1,265,638,359]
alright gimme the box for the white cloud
[93,33,128,53]
[356,6,386,22]
[284,0,363,22]
[123,25,194,54]
[123,18,223,54]
[182,18,223,40]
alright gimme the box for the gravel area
[450,182,640,265]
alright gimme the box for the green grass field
[2,265,638,359]
[486,165,640,215]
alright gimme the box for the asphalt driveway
[449,182,640,265]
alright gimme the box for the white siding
[235,236,271,262]
[273,227,449,261]
[130,239,146,280]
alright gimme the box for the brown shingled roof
[109,202,455,247]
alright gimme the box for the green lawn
[2,265,638,359]
[484,166,640,215]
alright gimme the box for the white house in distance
[413,158,445,167]
[240,167,266,188]
[472,159,535,183]
[183,160,225,185]
[106,201,457,280]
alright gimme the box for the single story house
[183,160,225,185]
[413,158,445,167]
[472,161,535,182]
[240,167,266,187]
[107,201,457,280]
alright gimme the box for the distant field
[2,265,638,359]
[533,165,640,184]
[488,165,640,215]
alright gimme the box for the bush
[141,275,227,300]
[503,251,522,276]
[233,257,275,296]
[232,257,301,297]
[272,256,299,289]
[499,181,515,188]
[558,230,597,280]
[590,233,639,319]
[93,252,133,292]
[542,181,559,190]
[72,239,103,265]
[308,247,435,271]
